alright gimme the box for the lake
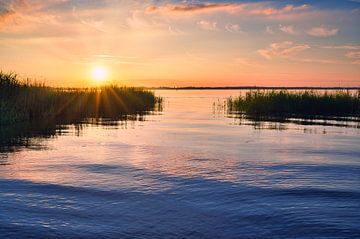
[1,90,360,238]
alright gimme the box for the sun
[91,66,108,82]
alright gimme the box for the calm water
[1,90,360,239]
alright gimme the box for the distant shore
[150,86,360,90]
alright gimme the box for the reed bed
[0,72,161,125]
[227,90,360,118]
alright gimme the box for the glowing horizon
[0,0,359,87]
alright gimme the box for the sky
[0,0,359,87]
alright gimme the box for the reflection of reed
[0,111,161,153]
[228,112,360,130]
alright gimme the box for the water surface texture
[1,90,360,239]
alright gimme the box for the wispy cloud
[197,20,218,31]
[146,3,244,14]
[321,44,360,50]
[297,58,341,64]
[146,2,310,16]
[307,25,339,37]
[345,51,360,64]
[258,41,310,59]
[225,24,241,33]
[0,7,15,28]
[266,26,275,34]
[249,4,309,16]
[279,25,297,35]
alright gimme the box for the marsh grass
[227,90,360,119]
[0,72,161,125]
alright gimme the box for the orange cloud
[146,3,310,16]
[249,4,309,16]
[0,0,66,32]
[0,8,15,27]
[146,3,244,14]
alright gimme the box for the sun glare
[91,66,108,82]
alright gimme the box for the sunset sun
[91,66,108,82]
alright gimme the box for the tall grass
[227,90,360,118]
[0,72,161,125]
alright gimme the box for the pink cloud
[321,44,360,50]
[345,51,360,59]
[345,51,360,65]
[279,25,297,35]
[258,41,310,59]
[282,45,310,56]
[266,26,275,34]
[249,4,309,16]
[225,24,241,33]
[146,3,310,16]
[307,25,339,37]
[197,20,218,31]
[298,58,341,64]
[0,0,67,32]
[146,3,244,14]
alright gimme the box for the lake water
[1,90,360,238]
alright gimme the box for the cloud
[298,58,341,64]
[146,3,310,16]
[266,26,275,34]
[321,44,360,50]
[197,20,218,31]
[0,8,15,26]
[146,3,244,14]
[307,25,339,37]
[225,24,241,33]
[279,25,297,35]
[0,0,69,33]
[0,1,18,27]
[345,51,360,64]
[249,4,309,16]
[345,51,360,58]
[258,41,310,59]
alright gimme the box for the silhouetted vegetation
[0,72,161,125]
[227,90,360,118]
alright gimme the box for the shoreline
[149,86,360,90]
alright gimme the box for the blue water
[1,90,360,238]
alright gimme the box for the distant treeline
[0,72,161,125]
[153,86,360,90]
[227,90,360,118]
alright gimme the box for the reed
[0,72,161,125]
[227,90,360,118]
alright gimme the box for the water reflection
[1,90,359,238]
[227,111,360,130]
[0,112,158,153]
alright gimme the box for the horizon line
[147,86,360,90]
